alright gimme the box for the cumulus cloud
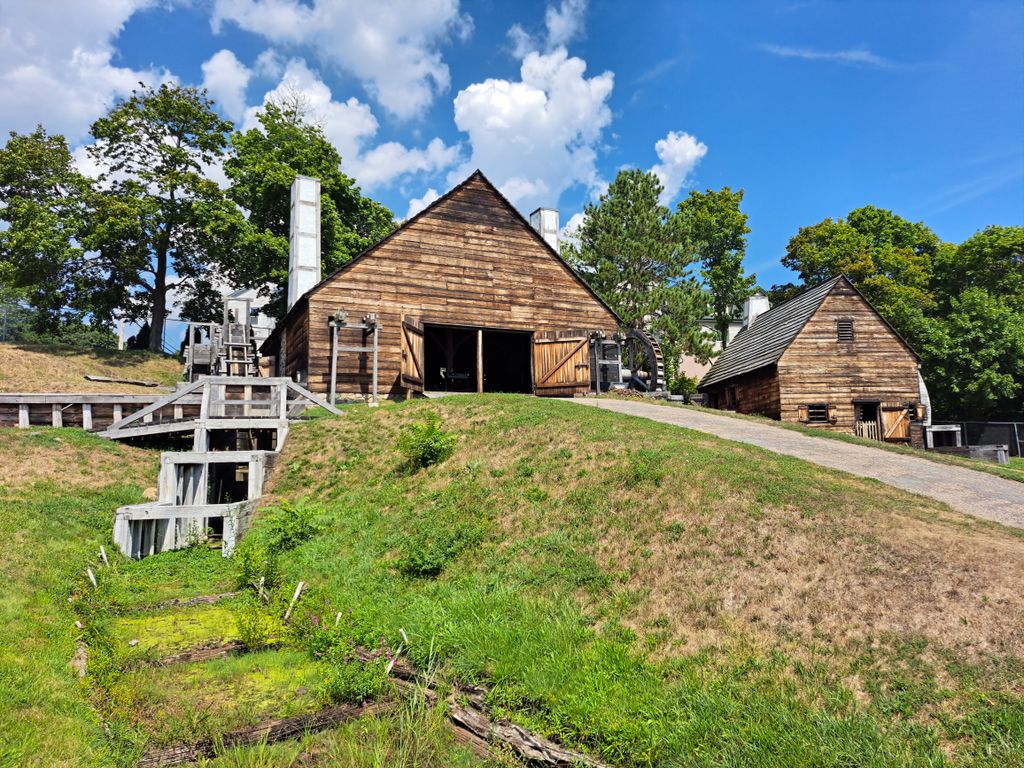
[201,49,252,121]
[405,188,441,219]
[0,0,170,142]
[211,0,472,119]
[243,59,459,190]
[650,130,708,204]
[451,47,613,210]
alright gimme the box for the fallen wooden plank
[85,374,162,387]
[136,700,396,767]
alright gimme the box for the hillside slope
[0,344,181,393]
[259,394,1024,767]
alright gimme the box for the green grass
[245,394,1024,767]
[0,431,156,768]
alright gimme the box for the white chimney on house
[288,175,322,312]
[743,292,770,328]
[529,207,559,252]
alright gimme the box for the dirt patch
[0,343,181,393]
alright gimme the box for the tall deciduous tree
[0,126,93,332]
[562,168,713,376]
[220,101,395,318]
[782,206,938,348]
[675,187,756,347]
[87,83,234,352]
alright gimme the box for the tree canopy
[220,101,395,318]
[675,187,756,347]
[562,169,714,381]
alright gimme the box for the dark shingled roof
[698,275,845,390]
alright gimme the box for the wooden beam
[477,328,484,393]
[82,404,93,431]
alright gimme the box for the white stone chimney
[529,207,559,251]
[743,292,770,328]
[288,175,322,311]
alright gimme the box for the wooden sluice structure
[102,376,340,560]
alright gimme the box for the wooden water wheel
[621,328,666,392]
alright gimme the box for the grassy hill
[1,395,1022,767]
[0,343,181,392]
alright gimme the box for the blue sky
[2,0,1023,295]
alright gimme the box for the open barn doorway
[423,324,532,394]
[482,330,532,393]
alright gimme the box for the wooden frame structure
[0,393,163,430]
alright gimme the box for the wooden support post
[113,404,123,423]
[18,404,28,428]
[82,403,93,431]
[52,403,62,427]
[173,404,183,421]
[329,321,338,406]
[370,323,379,407]
[476,329,484,394]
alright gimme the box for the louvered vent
[837,319,854,343]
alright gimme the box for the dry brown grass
[0,428,156,490]
[320,397,1024,669]
[0,343,181,393]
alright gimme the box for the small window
[806,404,830,423]
[836,319,854,343]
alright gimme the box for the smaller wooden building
[698,276,927,443]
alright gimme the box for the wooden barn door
[400,317,425,393]
[880,403,911,442]
[533,331,591,397]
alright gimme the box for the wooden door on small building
[533,330,591,397]
[880,402,911,442]
[400,317,425,393]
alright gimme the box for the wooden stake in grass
[283,581,305,623]
[99,546,109,567]
[86,568,97,588]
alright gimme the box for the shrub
[233,597,273,650]
[319,654,388,704]
[256,501,323,551]
[669,374,699,401]
[234,538,278,591]
[397,413,456,468]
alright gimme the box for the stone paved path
[573,398,1024,529]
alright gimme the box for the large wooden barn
[698,276,929,444]
[261,171,621,399]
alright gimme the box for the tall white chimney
[743,292,770,328]
[288,175,321,311]
[529,207,559,252]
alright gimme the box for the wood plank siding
[699,276,923,437]
[776,283,919,430]
[266,172,619,398]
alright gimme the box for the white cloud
[201,49,252,121]
[508,0,587,58]
[650,130,708,204]
[243,59,459,190]
[451,47,613,211]
[211,0,472,119]
[545,0,588,48]
[405,188,441,219]
[254,49,285,79]
[0,0,170,142]
[559,210,587,249]
[760,44,897,69]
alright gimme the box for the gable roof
[698,275,844,389]
[264,170,620,351]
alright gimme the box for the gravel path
[573,398,1024,529]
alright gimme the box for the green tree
[86,83,234,352]
[221,101,395,318]
[562,168,713,376]
[934,225,1024,311]
[782,206,939,348]
[675,187,756,347]
[0,126,93,333]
